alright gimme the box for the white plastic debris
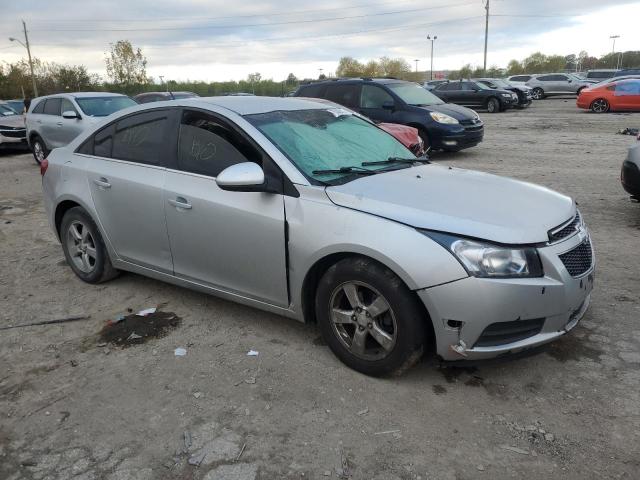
[126,332,142,341]
[136,307,157,316]
[174,347,187,356]
[246,350,259,356]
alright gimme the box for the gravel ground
[1,98,639,480]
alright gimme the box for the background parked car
[474,78,532,108]
[506,74,534,87]
[4,99,25,114]
[613,68,640,77]
[621,133,640,201]
[294,78,484,151]
[0,102,27,150]
[584,69,618,81]
[577,79,640,113]
[133,91,199,104]
[377,122,425,156]
[432,80,519,113]
[26,92,137,164]
[526,73,597,99]
[422,80,448,91]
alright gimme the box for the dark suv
[432,80,519,113]
[293,78,483,151]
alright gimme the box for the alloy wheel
[33,141,45,164]
[329,281,397,361]
[591,99,609,113]
[532,88,544,100]
[66,220,97,273]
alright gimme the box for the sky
[1,0,639,82]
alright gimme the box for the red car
[378,122,426,156]
[577,79,640,113]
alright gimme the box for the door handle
[168,197,192,210]
[93,177,111,189]
[56,122,63,126]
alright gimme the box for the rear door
[163,108,288,306]
[324,83,361,110]
[459,82,481,106]
[613,80,640,110]
[434,82,462,103]
[41,98,63,148]
[555,74,573,93]
[82,108,176,272]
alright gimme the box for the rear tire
[315,257,426,377]
[590,98,610,113]
[60,207,119,284]
[486,97,500,113]
[31,135,48,165]
[531,88,545,100]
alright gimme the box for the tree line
[2,39,639,100]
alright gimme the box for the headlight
[430,112,459,124]
[500,93,511,98]
[421,231,543,278]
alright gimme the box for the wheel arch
[299,252,436,350]
[485,95,501,109]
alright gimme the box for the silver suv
[41,96,595,376]
[526,73,596,99]
[26,92,136,164]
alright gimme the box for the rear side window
[32,100,45,114]
[615,81,640,95]
[177,109,259,177]
[510,76,530,82]
[296,84,326,98]
[438,83,460,91]
[325,84,359,108]
[43,98,62,115]
[111,110,171,165]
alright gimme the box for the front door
[163,109,289,306]
[358,84,397,123]
[59,98,85,145]
[41,98,63,148]
[613,80,640,110]
[84,109,175,272]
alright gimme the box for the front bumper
[431,121,484,151]
[418,228,595,361]
[0,130,28,149]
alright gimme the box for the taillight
[40,158,49,176]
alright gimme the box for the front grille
[0,129,26,139]
[474,318,545,347]
[559,238,593,277]
[548,211,581,243]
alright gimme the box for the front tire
[531,88,545,100]
[31,135,48,165]
[315,257,426,376]
[60,207,119,284]
[486,97,500,113]
[590,98,610,113]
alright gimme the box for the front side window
[245,109,413,184]
[61,99,78,115]
[75,96,137,117]
[615,81,640,95]
[386,82,444,105]
[43,98,62,116]
[178,110,258,177]
[360,85,394,108]
[438,82,460,91]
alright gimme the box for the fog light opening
[445,319,464,330]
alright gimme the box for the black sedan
[432,80,519,113]
[622,135,640,201]
[474,78,532,109]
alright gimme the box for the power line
[29,2,478,32]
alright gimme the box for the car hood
[0,114,25,128]
[324,164,575,244]
[420,102,478,121]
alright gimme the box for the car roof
[33,92,127,101]
[302,77,409,86]
[184,96,339,115]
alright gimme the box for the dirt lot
[1,98,639,480]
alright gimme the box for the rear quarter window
[31,100,45,114]
[296,84,327,98]
[43,98,62,115]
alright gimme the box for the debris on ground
[137,307,157,316]
[501,445,529,455]
[246,350,259,356]
[0,314,90,331]
[617,127,639,136]
[188,452,206,466]
[235,442,246,462]
[194,392,202,399]
[175,347,187,356]
[356,408,368,416]
[98,310,181,347]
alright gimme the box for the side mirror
[62,110,79,119]
[216,162,265,192]
[567,79,572,83]
[382,101,395,110]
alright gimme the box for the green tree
[336,57,364,77]
[105,40,148,86]
[506,59,523,75]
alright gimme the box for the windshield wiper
[312,166,377,176]
[361,156,430,167]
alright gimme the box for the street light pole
[9,20,38,97]
[610,35,619,54]
[427,35,437,80]
[414,59,419,73]
[483,0,490,73]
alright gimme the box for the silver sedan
[41,97,594,376]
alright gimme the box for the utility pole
[414,59,419,73]
[483,0,490,73]
[427,35,437,80]
[9,20,38,97]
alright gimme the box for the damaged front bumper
[417,229,595,361]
